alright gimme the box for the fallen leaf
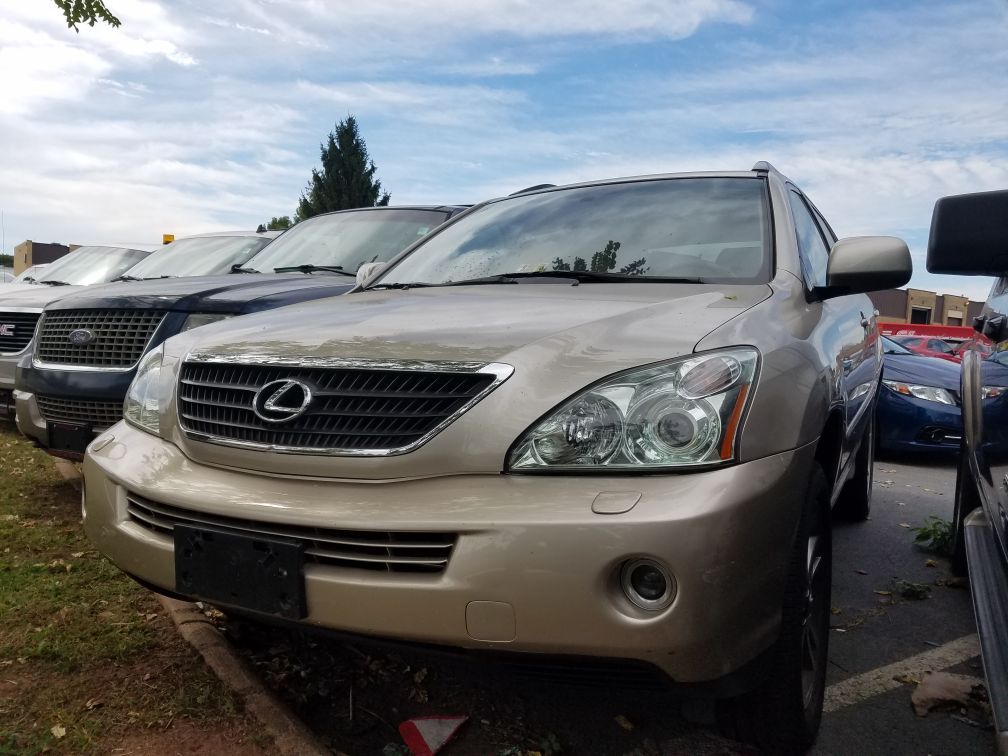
[615,714,635,731]
[894,673,920,685]
[899,523,912,528]
[874,590,892,596]
[926,559,938,568]
[50,725,66,739]
[855,569,868,575]
[831,607,842,615]
[84,698,102,711]
[912,672,988,717]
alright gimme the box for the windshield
[882,336,913,354]
[375,178,769,287]
[36,246,152,286]
[244,209,450,274]
[122,235,272,279]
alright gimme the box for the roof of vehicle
[302,205,469,221]
[171,230,281,240]
[489,162,789,201]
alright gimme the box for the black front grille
[37,309,165,367]
[178,360,498,452]
[0,312,41,353]
[125,493,457,573]
[37,395,122,429]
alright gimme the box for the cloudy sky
[1,0,1005,299]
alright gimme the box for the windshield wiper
[230,264,260,274]
[142,275,176,280]
[112,274,142,282]
[39,280,71,286]
[274,264,355,276]
[386,271,704,288]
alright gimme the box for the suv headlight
[882,380,955,405]
[181,313,231,332]
[508,348,759,471]
[123,346,164,435]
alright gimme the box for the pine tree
[296,116,391,221]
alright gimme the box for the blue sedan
[878,336,962,453]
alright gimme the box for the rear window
[379,178,770,286]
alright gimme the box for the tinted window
[247,209,449,274]
[788,190,830,288]
[36,246,151,286]
[379,178,770,286]
[124,235,272,279]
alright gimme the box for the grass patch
[0,426,256,753]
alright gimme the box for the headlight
[181,313,231,332]
[882,380,955,405]
[123,346,164,435]
[508,348,759,471]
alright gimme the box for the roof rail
[509,183,556,196]
[751,161,778,174]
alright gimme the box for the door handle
[859,311,870,329]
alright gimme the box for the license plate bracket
[174,525,306,619]
[47,421,93,456]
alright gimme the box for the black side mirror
[927,189,1008,275]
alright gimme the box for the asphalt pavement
[228,451,995,755]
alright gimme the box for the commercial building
[868,287,984,328]
[12,240,74,274]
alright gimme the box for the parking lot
[210,452,993,755]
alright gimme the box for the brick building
[868,287,985,328]
[12,240,74,274]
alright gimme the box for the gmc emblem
[0,324,14,338]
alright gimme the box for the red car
[892,335,962,362]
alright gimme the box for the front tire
[834,415,875,521]
[718,464,832,754]
[950,440,979,577]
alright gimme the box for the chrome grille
[0,312,41,353]
[36,395,122,429]
[37,309,166,367]
[125,493,457,574]
[178,358,504,454]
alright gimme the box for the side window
[788,189,830,288]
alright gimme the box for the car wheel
[950,439,978,577]
[834,415,875,521]
[718,463,831,754]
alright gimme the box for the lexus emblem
[252,379,313,423]
[68,328,95,346]
[0,324,14,338]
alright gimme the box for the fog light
[621,558,675,611]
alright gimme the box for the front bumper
[877,389,961,452]
[84,422,817,684]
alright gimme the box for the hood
[163,282,773,479]
[42,274,356,314]
[0,285,88,310]
[882,352,961,391]
[177,283,772,368]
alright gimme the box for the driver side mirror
[927,189,1008,275]
[816,236,912,299]
[356,261,386,287]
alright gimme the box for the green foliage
[911,516,953,555]
[53,0,121,31]
[551,240,648,276]
[296,115,391,221]
[0,254,12,268]
[265,216,293,231]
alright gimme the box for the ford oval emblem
[68,328,95,346]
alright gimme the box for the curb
[157,596,329,756]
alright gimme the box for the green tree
[265,216,293,231]
[296,115,390,221]
[53,0,120,31]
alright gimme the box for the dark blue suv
[15,205,465,458]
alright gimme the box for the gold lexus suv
[83,164,911,753]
